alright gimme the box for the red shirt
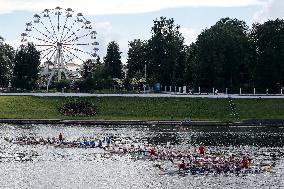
[150,148,156,156]
[59,133,63,140]
[242,159,249,168]
[199,145,205,154]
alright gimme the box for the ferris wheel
[21,7,99,87]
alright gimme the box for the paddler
[178,159,187,173]
[97,139,103,148]
[242,156,249,169]
[149,146,157,158]
[59,133,63,143]
[198,143,205,155]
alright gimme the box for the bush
[54,79,71,92]
[59,100,97,116]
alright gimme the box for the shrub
[59,100,97,116]
[54,79,71,92]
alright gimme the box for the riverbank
[1,96,284,124]
[0,119,284,127]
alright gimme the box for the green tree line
[127,17,284,93]
[0,40,40,90]
[1,17,284,93]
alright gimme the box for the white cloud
[94,21,134,62]
[180,27,198,45]
[5,38,21,49]
[94,21,127,58]
[94,22,115,57]
[252,0,284,23]
[0,0,265,15]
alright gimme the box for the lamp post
[144,64,147,82]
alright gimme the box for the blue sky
[0,0,283,64]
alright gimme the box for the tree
[127,39,149,79]
[184,43,198,86]
[104,41,123,79]
[194,17,251,91]
[54,79,71,92]
[0,37,14,87]
[91,64,112,90]
[148,16,186,86]
[81,59,95,79]
[75,63,111,92]
[12,43,41,90]
[250,19,284,92]
[95,56,102,65]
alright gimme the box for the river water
[0,124,283,189]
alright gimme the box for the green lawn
[0,96,284,121]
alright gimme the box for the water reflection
[0,124,283,188]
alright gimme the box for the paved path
[1,92,284,98]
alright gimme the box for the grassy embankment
[0,96,284,121]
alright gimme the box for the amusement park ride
[20,7,99,90]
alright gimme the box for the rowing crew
[6,135,276,175]
[8,136,266,169]
[8,134,113,148]
[176,155,258,176]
